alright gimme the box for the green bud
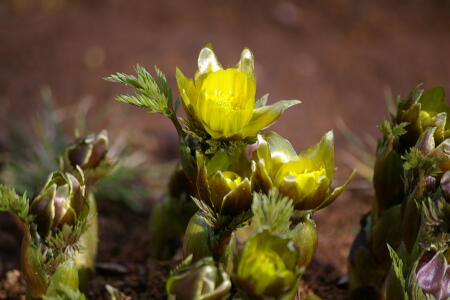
[233,229,299,299]
[30,170,86,238]
[395,86,450,150]
[183,212,213,262]
[415,127,436,155]
[196,149,254,216]
[292,218,318,268]
[166,256,231,300]
[61,130,113,188]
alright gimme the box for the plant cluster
[8,45,447,300]
[349,86,450,299]
[107,45,354,299]
[0,130,114,298]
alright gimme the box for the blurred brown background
[1,0,450,294]
[2,0,450,152]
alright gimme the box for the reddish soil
[1,0,450,299]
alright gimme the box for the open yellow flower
[254,131,355,211]
[176,45,300,139]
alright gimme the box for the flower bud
[183,212,213,262]
[61,130,112,187]
[30,170,86,238]
[415,127,436,155]
[416,252,450,299]
[166,257,231,300]
[396,86,449,149]
[233,230,299,298]
[196,150,255,216]
[292,218,318,268]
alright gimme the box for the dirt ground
[1,0,450,299]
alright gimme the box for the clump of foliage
[349,85,450,299]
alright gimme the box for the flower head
[254,131,354,210]
[233,229,299,298]
[176,45,300,139]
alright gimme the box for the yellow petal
[196,69,255,138]
[197,46,223,78]
[175,68,198,114]
[298,131,334,178]
[236,48,255,81]
[240,100,301,138]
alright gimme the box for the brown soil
[1,0,450,299]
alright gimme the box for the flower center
[222,171,242,189]
[200,69,251,111]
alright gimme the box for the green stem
[169,111,184,137]
[211,230,232,261]
[74,192,98,291]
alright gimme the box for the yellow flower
[176,45,300,139]
[254,131,355,210]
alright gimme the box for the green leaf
[402,148,441,177]
[419,86,446,113]
[105,65,173,116]
[0,184,32,223]
[378,120,409,138]
[387,244,407,296]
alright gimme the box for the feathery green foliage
[251,189,293,234]
[378,121,408,138]
[0,184,32,223]
[105,65,174,116]
[402,148,441,176]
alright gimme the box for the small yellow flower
[176,45,300,139]
[254,131,355,210]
